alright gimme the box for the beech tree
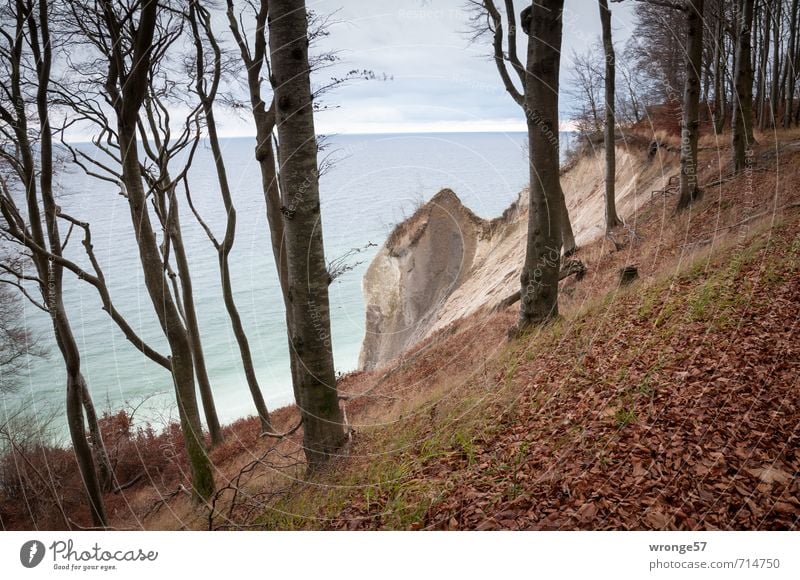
[599,0,622,231]
[0,0,110,525]
[59,0,215,501]
[620,0,706,210]
[783,0,800,127]
[675,0,705,211]
[517,0,565,327]
[187,0,273,434]
[732,0,756,171]
[467,0,577,255]
[268,0,346,466]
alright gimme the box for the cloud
[300,0,637,136]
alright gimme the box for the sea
[3,132,574,438]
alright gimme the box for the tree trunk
[12,0,108,525]
[677,0,706,211]
[713,4,726,133]
[559,189,577,256]
[518,0,564,328]
[757,2,771,130]
[117,123,214,501]
[733,0,756,171]
[771,0,782,127]
[599,0,621,232]
[795,25,800,125]
[166,199,223,446]
[99,0,214,503]
[80,382,113,492]
[784,0,800,127]
[224,0,301,415]
[268,0,346,467]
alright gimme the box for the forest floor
[3,128,799,531]
[242,128,800,531]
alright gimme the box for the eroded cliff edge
[358,146,679,371]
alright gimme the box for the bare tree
[517,0,565,328]
[0,281,45,394]
[268,0,346,466]
[0,0,109,525]
[57,0,214,502]
[467,0,577,255]
[567,45,605,139]
[135,84,224,447]
[710,0,729,133]
[600,0,622,231]
[676,0,706,211]
[186,0,273,434]
[623,1,687,103]
[783,0,800,126]
[733,0,756,171]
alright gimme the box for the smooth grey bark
[599,0,622,232]
[733,0,756,171]
[677,0,705,211]
[517,0,564,328]
[98,0,214,502]
[268,0,346,467]
[189,1,273,433]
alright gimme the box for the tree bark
[79,382,113,492]
[733,0,756,171]
[483,0,577,255]
[166,194,223,446]
[224,0,301,411]
[518,0,564,328]
[268,0,346,467]
[599,0,622,232]
[677,0,706,211]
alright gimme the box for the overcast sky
[218,0,640,136]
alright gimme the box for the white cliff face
[358,188,492,370]
[359,147,679,371]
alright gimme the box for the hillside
[255,131,800,531]
[3,130,798,532]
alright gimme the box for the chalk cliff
[358,146,679,370]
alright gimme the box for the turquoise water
[4,132,572,434]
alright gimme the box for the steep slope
[359,144,680,370]
[333,213,800,530]
[248,141,800,531]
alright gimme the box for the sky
[216,0,640,136]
